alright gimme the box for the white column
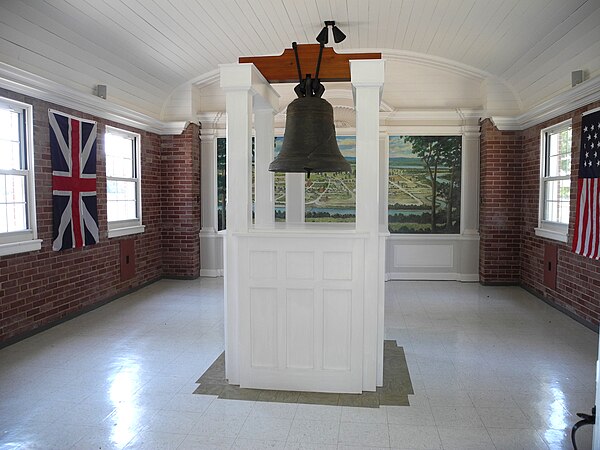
[286,173,305,223]
[377,131,389,386]
[220,63,280,384]
[461,122,480,235]
[459,116,481,281]
[225,90,253,233]
[379,132,390,232]
[351,59,385,391]
[254,109,275,227]
[221,66,254,384]
[200,130,217,232]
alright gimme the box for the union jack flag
[49,110,99,251]
[573,108,600,259]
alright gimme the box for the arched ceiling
[1,0,599,121]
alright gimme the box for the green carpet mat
[193,340,413,408]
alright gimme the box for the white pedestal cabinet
[220,60,386,393]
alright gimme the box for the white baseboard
[200,269,224,277]
[386,272,479,282]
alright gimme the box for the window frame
[0,97,41,256]
[105,126,144,238]
[535,119,572,243]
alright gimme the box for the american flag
[49,110,99,251]
[572,109,600,259]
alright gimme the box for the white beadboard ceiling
[0,0,599,120]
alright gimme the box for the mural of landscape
[217,135,461,234]
[388,136,461,234]
[274,136,356,223]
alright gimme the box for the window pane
[6,203,26,231]
[0,108,23,170]
[0,174,27,232]
[546,128,572,176]
[107,180,137,221]
[544,180,570,224]
[106,133,135,178]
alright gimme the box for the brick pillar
[161,123,201,278]
[479,119,523,284]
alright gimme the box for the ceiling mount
[316,20,346,45]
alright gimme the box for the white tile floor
[0,278,597,449]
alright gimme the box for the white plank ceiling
[0,0,598,118]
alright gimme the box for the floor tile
[338,422,390,448]
[341,406,388,424]
[295,404,342,422]
[287,418,340,444]
[237,416,293,441]
[388,424,442,449]
[122,430,186,449]
[233,438,288,449]
[431,406,484,428]
[487,428,550,450]
[476,405,533,428]
[177,434,234,449]
[436,426,495,450]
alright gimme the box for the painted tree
[438,137,462,232]
[405,136,461,233]
[404,136,442,232]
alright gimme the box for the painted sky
[274,135,356,158]
[389,136,415,159]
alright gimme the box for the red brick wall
[479,119,524,284]
[160,124,201,278]
[0,89,200,344]
[520,101,600,326]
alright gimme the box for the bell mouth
[269,97,351,175]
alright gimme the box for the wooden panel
[120,239,135,281]
[323,252,353,280]
[544,243,558,290]
[323,289,351,370]
[250,288,278,368]
[239,44,381,83]
[286,288,314,369]
[394,244,454,268]
[286,251,314,280]
[250,250,277,280]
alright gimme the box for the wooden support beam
[239,44,381,83]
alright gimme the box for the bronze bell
[269,96,351,175]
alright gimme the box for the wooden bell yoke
[239,43,381,84]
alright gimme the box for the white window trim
[105,126,144,238]
[535,119,572,242]
[0,97,41,255]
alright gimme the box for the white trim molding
[491,75,600,131]
[0,62,188,135]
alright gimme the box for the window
[388,135,462,233]
[105,127,144,237]
[0,97,40,256]
[536,120,572,242]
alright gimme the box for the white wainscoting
[202,232,479,281]
[386,234,479,281]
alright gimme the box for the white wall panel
[323,289,352,370]
[323,252,353,280]
[250,251,278,280]
[285,288,315,369]
[286,251,314,280]
[394,244,453,268]
[250,288,278,368]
